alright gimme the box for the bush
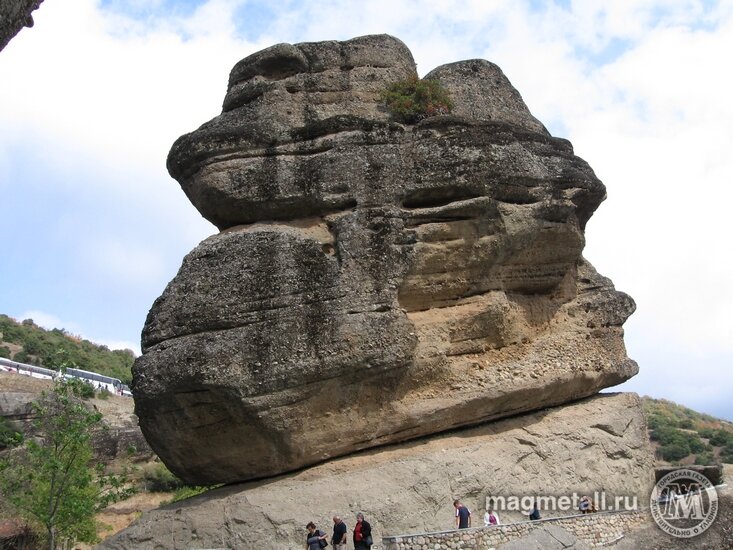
[688,434,706,454]
[708,429,733,448]
[0,345,10,359]
[75,381,95,399]
[659,442,690,462]
[381,75,453,123]
[22,336,42,355]
[721,448,733,464]
[143,463,186,492]
[699,427,716,439]
[13,350,31,364]
[695,451,716,466]
[96,388,111,400]
[0,417,23,449]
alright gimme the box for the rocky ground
[96,393,654,549]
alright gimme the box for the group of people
[453,499,503,529]
[453,498,541,529]
[310,498,541,548]
[306,513,372,550]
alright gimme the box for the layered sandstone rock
[97,394,655,550]
[0,0,43,52]
[133,34,638,484]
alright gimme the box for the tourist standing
[332,516,347,550]
[579,495,591,514]
[529,500,541,520]
[306,522,327,550]
[484,508,500,526]
[454,499,471,529]
[353,512,373,549]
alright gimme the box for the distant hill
[0,314,134,384]
[642,396,733,466]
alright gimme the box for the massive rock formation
[133,34,638,485]
[0,0,43,52]
[97,394,655,550]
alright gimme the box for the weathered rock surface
[0,0,43,52]
[97,393,655,550]
[134,34,638,484]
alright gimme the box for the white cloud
[19,310,83,335]
[0,0,261,194]
[80,239,167,285]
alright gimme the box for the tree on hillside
[0,375,133,549]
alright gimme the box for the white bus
[0,358,128,396]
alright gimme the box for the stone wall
[383,509,650,549]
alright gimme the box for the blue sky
[1,0,731,420]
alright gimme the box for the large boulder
[133,34,638,484]
[97,393,655,550]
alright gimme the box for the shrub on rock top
[381,74,453,123]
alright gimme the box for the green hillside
[0,314,134,384]
[642,396,733,466]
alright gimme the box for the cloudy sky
[1,0,731,419]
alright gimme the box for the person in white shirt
[483,508,500,526]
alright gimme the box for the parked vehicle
[0,357,57,380]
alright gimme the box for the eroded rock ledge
[133,34,638,484]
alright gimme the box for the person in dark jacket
[454,499,471,529]
[332,516,347,549]
[353,512,372,549]
[529,500,541,520]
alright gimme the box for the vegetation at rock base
[0,376,134,549]
[0,416,23,450]
[381,75,453,123]
[643,396,733,465]
[141,462,187,492]
[0,314,134,384]
[141,462,219,504]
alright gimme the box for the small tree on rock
[381,74,453,123]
